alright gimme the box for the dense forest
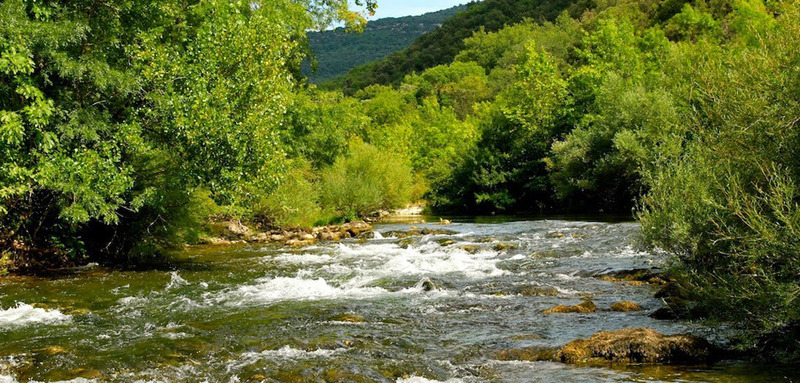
[1,0,799,364]
[324,0,593,94]
[305,5,466,83]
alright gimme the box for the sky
[355,0,470,20]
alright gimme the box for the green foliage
[330,0,589,94]
[639,2,800,361]
[252,164,321,229]
[0,0,376,264]
[320,141,414,217]
[284,91,367,168]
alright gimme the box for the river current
[0,218,796,382]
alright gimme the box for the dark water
[0,218,796,382]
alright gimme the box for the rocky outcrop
[383,228,457,238]
[198,221,374,248]
[543,300,597,314]
[557,328,717,365]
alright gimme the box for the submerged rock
[610,301,644,312]
[557,328,718,365]
[519,286,559,296]
[596,268,668,285]
[416,278,440,292]
[498,347,557,362]
[543,301,597,314]
[493,243,518,252]
[459,245,481,254]
[330,314,366,323]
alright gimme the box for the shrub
[252,164,322,229]
[320,141,414,217]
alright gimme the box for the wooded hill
[324,0,592,94]
[305,5,466,83]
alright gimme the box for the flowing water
[0,218,797,382]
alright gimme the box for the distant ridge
[304,5,467,83]
[326,0,588,94]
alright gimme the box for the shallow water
[0,218,797,382]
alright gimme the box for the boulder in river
[557,328,717,365]
[543,300,597,314]
[459,245,481,254]
[610,301,644,312]
[596,268,669,285]
[493,243,518,252]
[519,286,559,296]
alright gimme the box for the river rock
[519,286,559,296]
[543,301,597,314]
[421,228,457,235]
[437,239,456,246]
[610,301,644,312]
[270,234,285,242]
[459,245,481,254]
[319,231,341,241]
[493,243,518,252]
[286,239,315,247]
[596,268,669,285]
[557,328,718,364]
[497,347,557,362]
[330,314,366,323]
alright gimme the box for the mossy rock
[497,347,557,362]
[519,286,559,296]
[610,301,644,312]
[543,301,597,314]
[421,228,458,235]
[437,239,456,246]
[557,328,718,365]
[459,245,481,254]
[493,243,518,252]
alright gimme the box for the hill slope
[305,5,466,83]
[327,0,589,94]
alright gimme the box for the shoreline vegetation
[2,0,800,366]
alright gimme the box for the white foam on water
[0,375,16,383]
[396,377,464,383]
[269,252,334,265]
[335,242,508,282]
[373,231,385,239]
[614,245,650,258]
[219,277,389,305]
[166,271,190,290]
[227,346,346,373]
[0,303,71,327]
[254,345,344,359]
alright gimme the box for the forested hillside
[325,0,591,93]
[305,5,466,83]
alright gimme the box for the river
[0,218,796,382]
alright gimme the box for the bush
[640,4,800,361]
[320,141,414,218]
[252,164,322,229]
